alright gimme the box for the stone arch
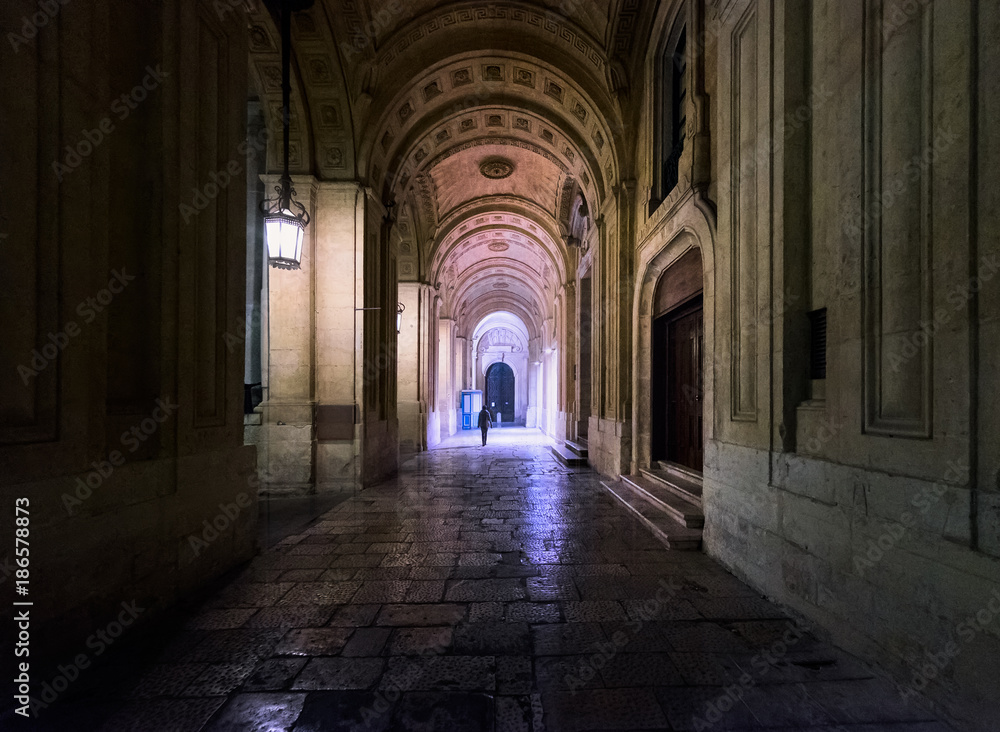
[471,312,533,425]
[360,43,626,217]
[461,298,541,348]
[362,36,623,187]
[432,198,570,285]
[631,194,716,473]
[246,2,356,179]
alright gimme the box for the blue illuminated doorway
[461,390,483,430]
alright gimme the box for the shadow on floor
[258,493,354,549]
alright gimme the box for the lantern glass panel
[265,215,304,266]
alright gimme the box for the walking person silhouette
[477,406,493,446]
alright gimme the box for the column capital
[361,186,389,216]
[612,178,638,197]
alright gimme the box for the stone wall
[0,0,255,668]
[615,1,1000,728]
[588,417,631,479]
[704,439,1000,729]
[702,1,999,728]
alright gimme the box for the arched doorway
[486,362,516,424]
[651,248,704,471]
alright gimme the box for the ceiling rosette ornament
[480,157,515,179]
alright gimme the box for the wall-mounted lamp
[396,302,405,333]
[260,0,312,270]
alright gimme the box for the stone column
[526,347,539,428]
[438,318,456,438]
[612,179,636,425]
[455,334,468,430]
[357,187,399,486]
[426,297,442,448]
[561,281,576,441]
[455,335,468,391]
[314,182,366,490]
[398,281,430,452]
[259,174,320,493]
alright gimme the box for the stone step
[600,479,702,551]
[641,466,703,507]
[657,460,705,493]
[550,444,588,467]
[564,439,589,458]
[621,474,704,528]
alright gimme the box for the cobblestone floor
[36,429,952,731]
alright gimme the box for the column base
[587,416,632,477]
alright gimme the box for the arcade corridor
[29,437,948,731]
[3,0,996,729]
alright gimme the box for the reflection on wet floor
[36,429,950,731]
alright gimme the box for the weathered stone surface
[506,602,562,623]
[561,600,628,623]
[445,578,527,602]
[388,627,454,656]
[33,432,956,731]
[375,604,468,626]
[496,656,533,694]
[379,656,496,692]
[389,692,494,731]
[274,628,353,656]
[241,659,309,691]
[341,628,392,657]
[203,692,307,731]
[452,621,532,655]
[292,691,397,732]
[542,688,668,731]
[97,699,228,732]
[328,604,381,627]
[291,658,385,690]
[532,622,608,656]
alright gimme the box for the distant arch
[486,361,516,424]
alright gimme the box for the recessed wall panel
[192,6,230,427]
[0,2,59,445]
[729,5,759,421]
[862,0,933,437]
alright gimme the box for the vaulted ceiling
[249,0,646,342]
[322,0,619,52]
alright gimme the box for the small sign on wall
[316,404,357,441]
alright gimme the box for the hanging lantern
[262,188,309,270]
[260,0,310,270]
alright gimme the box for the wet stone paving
[41,429,952,731]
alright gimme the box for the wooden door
[486,362,515,423]
[667,303,704,471]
